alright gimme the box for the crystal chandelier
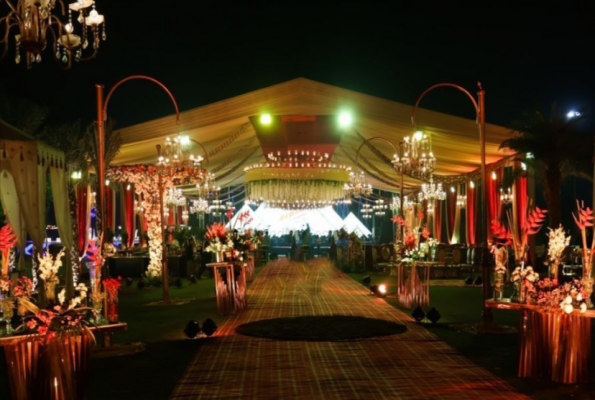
[373,199,388,216]
[456,194,467,208]
[190,198,209,215]
[500,187,513,204]
[165,188,185,207]
[210,199,225,217]
[344,170,372,198]
[427,201,435,214]
[181,210,189,224]
[1,0,106,69]
[157,136,204,175]
[390,196,400,211]
[392,131,436,180]
[195,173,217,198]
[418,175,446,202]
[361,203,373,219]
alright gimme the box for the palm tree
[500,104,592,228]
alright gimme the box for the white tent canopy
[342,212,372,237]
[225,204,265,231]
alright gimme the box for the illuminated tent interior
[108,78,524,244]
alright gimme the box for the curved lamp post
[96,75,180,303]
[411,82,492,325]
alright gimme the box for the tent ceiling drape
[111,78,513,192]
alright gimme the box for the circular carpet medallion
[235,315,407,341]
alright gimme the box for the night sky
[1,1,594,130]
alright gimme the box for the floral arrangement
[532,278,588,314]
[0,277,11,293]
[546,225,571,280]
[404,232,416,250]
[37,249,65,287]
[0,224,18,277]
[16,282,95,340]
[205,222,233,253]
[511,266,539,302]
[402,248,422,263]
[572,200,595,283]
[426,238,439,248]
[492,246,508,275]
[103,277,122,296]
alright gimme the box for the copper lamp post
[95,75,180,303]
[411,82,492,325]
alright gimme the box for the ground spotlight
[464,276,474,286]
[427,308,441,324]
[202,318,218,336]
[412,306,425,322]
[377,283,387,298]
[473,276,483,286]
[370,284,378,295]
[362,275,371,287]
[184,320,200,339]
[126,277,133,287]
[188,275,197,284]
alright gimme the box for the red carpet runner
[171,259,528,399]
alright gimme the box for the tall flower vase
[105,291,119,324]
[88,262,102,294]
[493,273,504,301]
[91,291,104,324]
[582,276,594,308]
[511,282,527,303]
[44,282,57,305]
[216,251,225,263]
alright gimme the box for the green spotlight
[260,114,272,125]
[338,112,352,128]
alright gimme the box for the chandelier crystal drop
[418,175,446,202]
[392,131,436,180]
[361,203,373,219]
[344,170,372,198]
[500,187,513,204]
[456,194,467,208]
[1,0,106,69]
[190,197,210,215]
[165,188,186,207]
[373,199,388,217]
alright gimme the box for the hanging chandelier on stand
[1,0,106,68]
[392,131,436,180]
[418,175,446,202]
[344,170,373,198]
[500,187,513,204]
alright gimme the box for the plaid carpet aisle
[170,259,528,400]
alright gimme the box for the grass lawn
[346,271,595,400]
[0,266,264,400]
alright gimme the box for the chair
[377,245,396,275]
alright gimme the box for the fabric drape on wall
[434,200,441,242]
[488,172,499,225]
[514,169,528,233]
[451,185,462,244]
[0,170,27,270]
[466,182,476,246]
[49,159,75,296]
[76,185,90,256]
[106,185,114,232]
[446,188,456,240]
[124,186,135,246]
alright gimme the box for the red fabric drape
[515,172,528,232]
[124,188,135,246]
[106,186,114,231]
[467,184,476,245]
[447,189,456,240]
[434,200,442,243]
[76,185,88,256]
[488,172,499,225]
